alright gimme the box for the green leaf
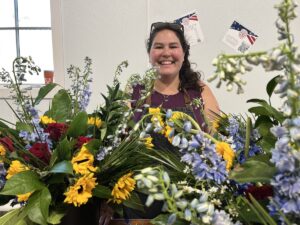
[49,160,73,175]
[247,99,284,123]
[47,210,66,224]
[16,122,33,132]
[33,83,58,106]
[67,111,88,137]
[249,195,277,225]
[0,208,27,225]
[51,138,75,163]
[48,89,72,122]
[1,171,44,195]
[92,185,111,199]
[85,139,101,155]
[26,188,51,225]
[123,192,143,212]
[0,120,9,128]
[266,75,280,98]
[230,159,276,183]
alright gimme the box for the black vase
[59,200,100,225]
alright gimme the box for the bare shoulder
[197,80,220,116]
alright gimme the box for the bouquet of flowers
[0,57,155,224]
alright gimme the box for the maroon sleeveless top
[131,84,208,131]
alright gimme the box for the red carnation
[0,136,14,152]
[245,184,274,201]
[29,142,51,164]
[45,123,68,141]
[76,136,93,148]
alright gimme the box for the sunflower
[72,145,97,175]
[64,173,97,207]
[88,116,102,128]
[6,160,29,179]
[111,172,136,204]
[216,142,235,171]
[40,115,56,125]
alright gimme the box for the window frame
[0,0,65,98]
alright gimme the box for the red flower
[29,142,51,164]
[245,184,273,201]
[0,137,14,152]
[76,136,93,148]
[45,123,68,141]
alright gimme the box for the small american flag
[231,21,258,45]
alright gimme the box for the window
[0,0,53,85]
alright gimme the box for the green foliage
[46,89,72,122]
[33,83,58,106]
[66,111,88,137]
[230,155,276,183]
[1,171,44,195]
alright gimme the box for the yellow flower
[72,145,97,175]
[111,172,136,204]
[212,120,220,130]
[169,111,186,122]
[6,160,32,202]
[6,160,29,179]
[17,192,32,202]
[0,144,6,162]
[40,115,56,125]
[148,108,165,133]
[212,113,228,130]
[216,142,235,171]
[164,125,174,143]
[88,117,102,128]
[142,137,154,149]
[64,173,97,207]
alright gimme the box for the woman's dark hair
[146,22,203,92]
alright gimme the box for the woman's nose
[161,47,171,56]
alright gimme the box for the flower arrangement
[0,57,154,224]
[0,0,299,225]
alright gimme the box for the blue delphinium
[0,163,6,190]
[226,116,262,164]
[180,133,228,184]
[268,120,300,221]
[19,102,53,150]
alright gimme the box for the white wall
[1,0,300,121]
[60,0,300,114]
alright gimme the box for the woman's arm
[199,81,220,125]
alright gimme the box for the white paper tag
[174,11,204,46]
[222,20,258,53]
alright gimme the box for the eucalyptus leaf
[1,171,44,195]
[33,83,58,106]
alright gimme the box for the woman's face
[149,29,185,79]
